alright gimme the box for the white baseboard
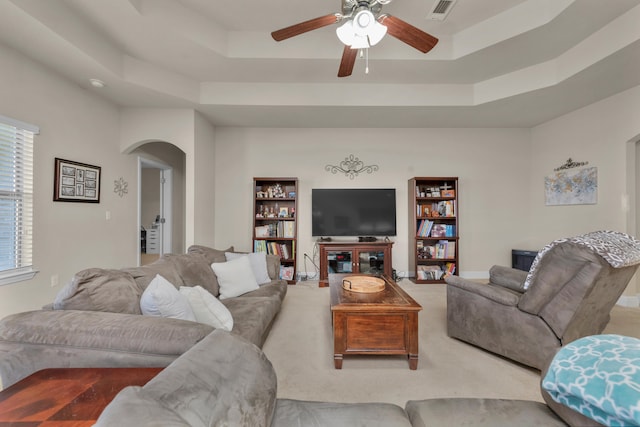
[617,294,640,307]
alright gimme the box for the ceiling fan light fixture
[336,8,387,48]
[353,9,374,36]
[350,34,370,49]
[336,20,355,46]
[367,21,387,46]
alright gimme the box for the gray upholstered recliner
[445,230,640,370]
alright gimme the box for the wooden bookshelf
[253,178,298,284]
[408,177,459,284]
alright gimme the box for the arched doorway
[131,141,186,266]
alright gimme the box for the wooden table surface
[0,367,162,426]
[330,275,422,369]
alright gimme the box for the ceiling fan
[271,0,439,77]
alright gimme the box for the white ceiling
[1,0,640,127]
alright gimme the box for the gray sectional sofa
[0,245,287,390]
[95,328,611,427]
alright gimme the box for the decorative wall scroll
[325,154,379,179]
[53,158,101,203]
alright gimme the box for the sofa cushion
[123,258,186,293]
[212,256,260,300]
[405,398,566,427]
[273,399,412,427]
[240,280,288,302]
[140,275,196,321]
[179,286,233,331]
[95,330,277,427]
[0,310,213,356]
[161,253,221,296]
[225,251,271,284]
[222,296,281,348]
[53,268,142,314]
[187,245,233,264]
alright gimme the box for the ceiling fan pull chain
[365,48,369,74]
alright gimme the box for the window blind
[0,115,38,285]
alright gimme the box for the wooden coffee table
[330,274,422,369]
[0,367,162,426]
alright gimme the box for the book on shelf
[445,241,456,259]
[417,265,444,280]
[418,240,454,260]
[417,219,434,237]
[253,240,292,260]
[282,221,295,238]
[444,262,456,276]
[431,224,446,237]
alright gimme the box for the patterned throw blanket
[523,230,640,290]
[542,334,640,427]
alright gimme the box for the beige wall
[530,85,640,300]
[193,112,217,248]
[0,43,138,316]
[212,128,532,278]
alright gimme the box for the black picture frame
[53,158,101,203]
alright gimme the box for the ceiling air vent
[427,0,456,21]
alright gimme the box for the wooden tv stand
[318,240,394,287]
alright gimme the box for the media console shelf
[318,241,394,287]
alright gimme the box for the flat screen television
[312,188,397,237]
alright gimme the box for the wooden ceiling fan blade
[271,14,340,41]
[378,15,438,54]
[338,45,357,77]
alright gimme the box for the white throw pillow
[225,251,272,285]
[179,285,234,331]
[211,256,260,299]
[140,274,196,321]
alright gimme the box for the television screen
[312,188,397,237]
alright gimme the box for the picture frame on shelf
[255,225,270,238]
[280,265,294,281]
[278,207,289,217]
[53,158,101,203]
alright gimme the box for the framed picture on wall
[53,158,101,203]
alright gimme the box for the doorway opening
[138,157,173,266]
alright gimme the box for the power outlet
[50,274,59,287]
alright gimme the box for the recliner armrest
[489,265,528,292]
[445,275,520,307]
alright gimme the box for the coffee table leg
[409,354,418,370]
[334,354,343,369]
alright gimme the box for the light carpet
[262,279,640,407]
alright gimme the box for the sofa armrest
[445,276,520,307]
[489,265,528,293]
